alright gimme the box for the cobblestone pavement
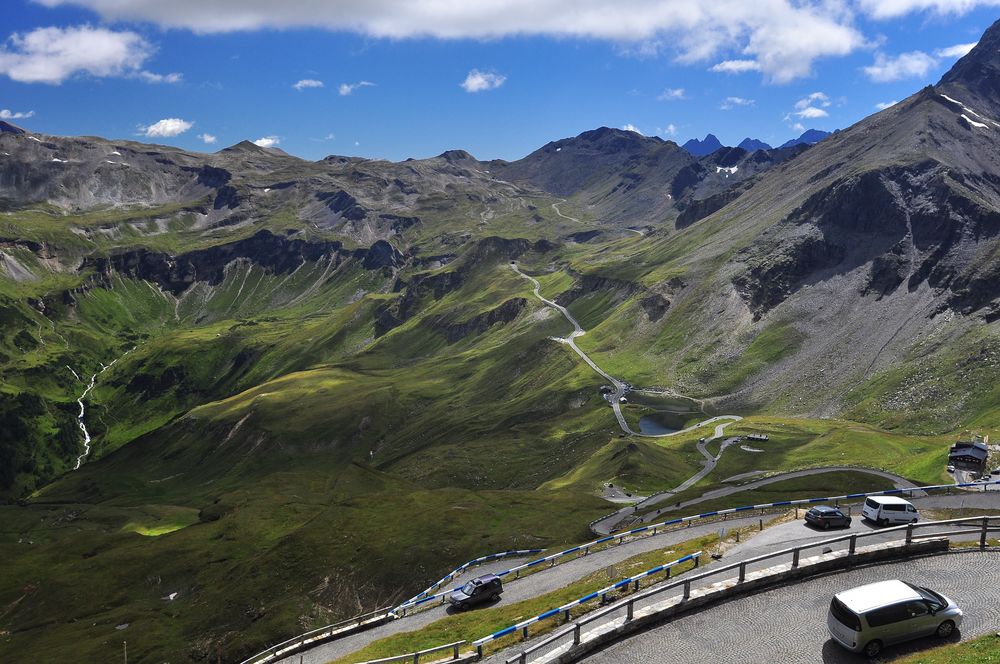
[580,552,1000,664]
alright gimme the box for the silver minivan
[827,580,963,657]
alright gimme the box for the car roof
[835,580,921,613]
[472,574,499,584]
[865,496,912,505]
[809,505,840,512]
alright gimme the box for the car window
[830,598,861,631]
[865,498,878,509]
[903,601,929,618]
[832,510,845,517]
[866,603,908,627]
[907,506,917,512]
[885,504,904,511]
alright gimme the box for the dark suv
[804,505,852,529]
[448,574,503,610]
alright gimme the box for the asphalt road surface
[275,515,779,664]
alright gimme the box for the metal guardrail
[243,480,1000,662]
[396,549,544,612]
[239,607,393,664]
[471,552,701,654]
[604,479,1000,544]
[503,515,1000,664]
[358,640,466,664]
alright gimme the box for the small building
[949,438,988,467]
[747,433,769,442]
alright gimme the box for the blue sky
[0,1,997,161]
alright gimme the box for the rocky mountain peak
[938,18,1000,106]
[0,121,26,135]
[682,133,725,156]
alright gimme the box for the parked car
[828,579,963,657]
[992,468,1000,475]
[862,496,919,526]
[448,574,503,610]
[946,465,955,473]
[804,505,852,529]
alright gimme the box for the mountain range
[682,128,831,156]
[3,17,1000,663]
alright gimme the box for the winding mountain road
[511,263,740,440]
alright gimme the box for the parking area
[580,551,1000,664]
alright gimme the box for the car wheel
[823,522,830,530]
[863,639,883,658]
[491,592,501,601]
[936,620,956,638]
[878,518,887,527]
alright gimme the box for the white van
[862,496,919,526]
[828,580,963,657]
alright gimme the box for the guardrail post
[849,535,857,556]
[682,580,691,601]
[522,626,529,641]
[665,566,671,580]
[476,645,483,660]
[413,651,419,664]
[738,562,746,583]
[564,609,571,623]
[584,546,590,556]
[633,579,640,592]
[694,555,700,569]
[573,624,582,646]
[453,643,460,660]
[906,523,914,545]
[792,548,800,568]
[982,517,989,549]
[519,652,527,664]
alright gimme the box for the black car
[448,574,503,610]
[804,505,852,529]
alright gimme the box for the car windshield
[907,583,945,607]
[461,582,476,595]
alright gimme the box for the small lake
[638,415,679,435]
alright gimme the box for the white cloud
[790,121,805,132]
[934,42,977,58]
[785,92,830,121]
[661,123,678,137]
[197,132,217,144]
[338,80,374,96]
[874,100,898,110]
[36,1,867,83]
[793,106,828,118]
[0,109,35,120]
[710,59,762,74]
[140,118,193,137]
[137,70,182,83]
[720,96,755,110]
[621,123,642,134]
[858,0,1000,20]
[657,87,686,101]
[253,135,280,147]
[794,92,830,110]
[324,132,336,140]
[460,69,505,93]
[0,25,160,85]
[293,78,323,90]
[863,51,938,82]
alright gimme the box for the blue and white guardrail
[394,479,1000,616]
[471,552,701,653]
[395,549,543,613]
